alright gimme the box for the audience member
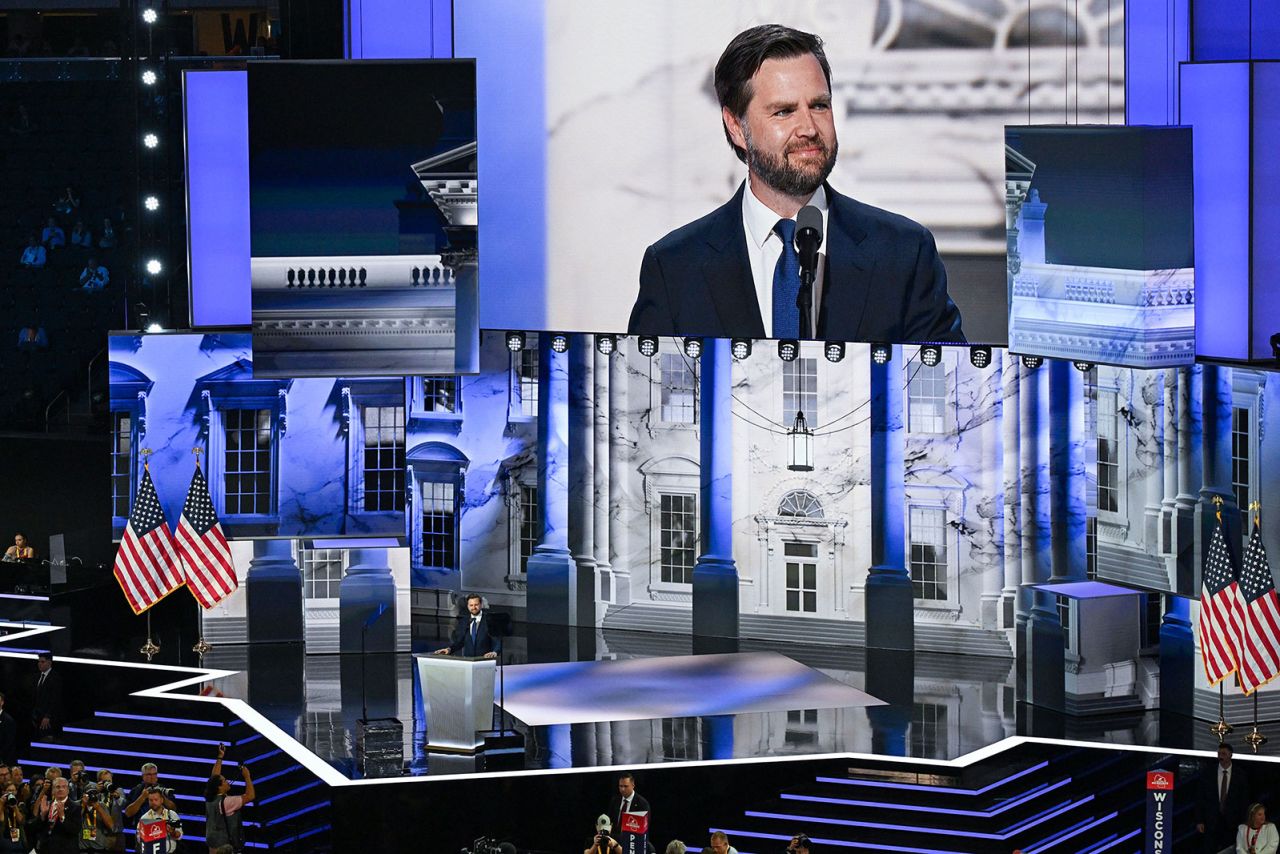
[79,257,109,290]
[0,781,26,854]
[1238,802,1278,854]
[98,218,117,250]
[707,831,737,854]
[0,695,14,766]
[663,842,686,854]
[17,327,47,352]
[204,745,255,854]
[135,788,181,854]
[70,220,92,248]
[3,535,34,561]
[18,235,46,269]
[41,218,65,249]
[53,188,80,217]
[30,653,65,734]
[32,777,79,854]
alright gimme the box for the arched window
[778,490,824,519]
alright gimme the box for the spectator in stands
[41,218,65,249]
[663,843,686,854]
[30,653,65,734]
[707,831,737,854]
[0,781,27,854]
[17,326,47,352]
[19,234,46,269]
[0,694,15,766]
[204,744,255,854]
[125,763,176,848]
[4,534,34,561]
[98,218,117,250]
[136,788,181,854]
[70,220,92,249]
[53,188,80,217]
[1238,802,1277,854]
[80,257,109,290]
[32,776,79,854]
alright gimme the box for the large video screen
[459,0,1126,344]
[248,61,478,377]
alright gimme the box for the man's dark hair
[465,593,483,605]
[203,775,223,801]
[618,771,635,784]
[1220,742,1234,755]
[36,653,52,663]
[714,24,833,163]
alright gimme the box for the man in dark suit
[30,652,64,735]
[606,772,654,853]
[1195,742,1250,853]
[628,24,963,344]
[433,593,499,658]
[0,693,15,765]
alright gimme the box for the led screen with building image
[1005,126,1195,368]
[248,61,478,377]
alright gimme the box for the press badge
[10,827,19,842]
[83,827,96,841]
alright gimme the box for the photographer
[204,745,254,854]
[584,815,622,854]
[125,765,175,854]
[135,788,181,854]
[33,777,80,854]
[67,760,87,798]
[80,770,124,853]
[0,782,26,854]
[7,769,28,807]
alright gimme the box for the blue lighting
[243,748,284,765]
[257,779,323,806]
[1082,827,1142,852]
[30,742,237,766]
[1023,812,1118,854]
[253,764,303,786]
[781,776,1071,817]
[96,711,230,728]
[262,800,327,827]
[61,727,226,747]
[704,829,966,853]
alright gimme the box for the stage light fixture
[777,339,799,362]
[596,334,617,356]
[147,323,164,333]
[787,410,814,472]
[636,336,659,358]
[730,338,752,360]
[1072,360,1095,373]
[871,343,891,365]
[143,133,159,149]
[683,338,703,359]
[919,344,943,367]
[550,333,569,354]
[1020,354,1043,369]
[141,69,158,86]
[504,331,525,353]
[142,8,158,24]
[145,259,163,275]
[144,195,160,212]
[969,345,992,369]
[824,341,845,363]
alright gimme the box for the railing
[86,346,106,407]
[43,390,69,433]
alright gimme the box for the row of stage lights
[504,332,1097,372]
[139,7,163,284]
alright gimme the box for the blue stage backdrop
[108,332,405,540]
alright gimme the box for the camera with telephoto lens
[149,786,175,800]
[2,793,15,806]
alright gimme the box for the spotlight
[550,333,569,354]
[636,335,659,358]
[777,339,799,362]
[1020,354,1043,369]
[146,322,164,334]
[730,338,752,360]
[142,7,158,24]
[141,69,158,86]
[596,334,617,356]
[969,345,992,369]
[143,133,159,149]
[145,259,163,275]
[683,338,703,359]
[504,331,526,353]
[824,341,845,363]
[144,195,160,212]
[871,343,892,365]
[1072,360,1095,373]
[919,344,943,368]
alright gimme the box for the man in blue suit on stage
[628,24,964,344]
[433,593,499,659]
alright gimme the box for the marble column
[1173,367,1202,591]
[981,356,1006,631]
[1049,360,1086,583]
[246,539,303,643]
[567,336,597,625]
[1001,353,1021,629]
[1142,371,1166,559]
[866,346,912,652]
[1159,594,1195,728]
[339,548,396,654]
[593,345,612,607]
[1199,364,1241,555]
[609,351,632,605]
[700,715,735,760]
[692,338,739,646]
[1161,369,1179,555]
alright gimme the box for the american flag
[1197,515,1242,686]
[1236,516,1280,695]
[113,466,185,614]
[174,463,238,609]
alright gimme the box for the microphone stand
[797,268,815,339]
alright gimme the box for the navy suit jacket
[447,612,498,657]
[628,182,964,343]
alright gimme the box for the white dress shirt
[1237,821,1278,854]
[741,180,829,338]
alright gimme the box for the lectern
[414,653,495,751]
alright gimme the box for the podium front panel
[414,653,495,751]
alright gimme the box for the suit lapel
[702,183,766,338]
[820,185,876,341]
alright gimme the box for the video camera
[462,838,514,854]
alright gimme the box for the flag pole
[1243,501,1267,754]
[190,447,213,658]
[1209,495,1234,741]
[138,449,162,663]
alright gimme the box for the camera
[149,786,175,800]
[3,793,15,806]
[464,838,507,854]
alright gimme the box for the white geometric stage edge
[500,651,885,726]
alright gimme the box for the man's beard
[744,127,838,198]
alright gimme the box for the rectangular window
[782,357,818,426]
[907,359,947,433]
[1232,405,1251,524]
[1057,595,1072,642]
[223,408,273,515]
[111,412,132,519]
[421,378,457,414]
[911,702,949,759]
[660,353,697,424]
[785,709,819,747]
[1143,592,1163,648]
[909,507,948,601]
[421,480,457,570]
[517,348,539,417]
[361,405,405,512]
[1097,391,1120,513]
[659,493,696,584]
[519,483,539,573]
[299,548,344,600]
[1086,516,1098,580]
[784,541,818,612]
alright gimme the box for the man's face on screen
[730,53,837,199]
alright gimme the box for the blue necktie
[772,218,800,338]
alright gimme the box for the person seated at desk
[2,535,33,563]
[1239,803,1279,854]
[433,593,498,658]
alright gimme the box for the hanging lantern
[788,410,814,472]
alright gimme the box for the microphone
[795,205,823,283]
